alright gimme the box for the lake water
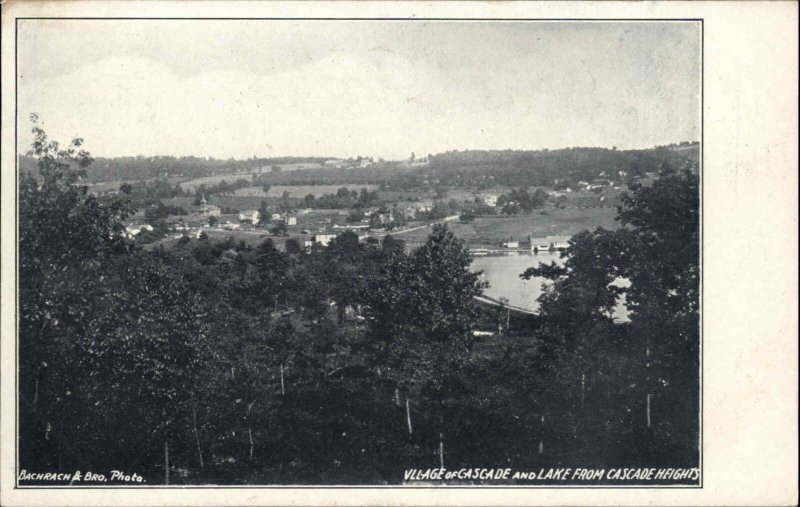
[471,251,630,321]
[471,251,564,313]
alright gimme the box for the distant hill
[424,143,699,188]
[17,155,333,183]
[251,143,700,189]
[18,143,699,190]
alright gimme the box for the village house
[503,240,520,249]
[277,162,322,171]
[312,234,337,247]
[590,178,612,189]
[529,235,571,252]
[400,200,435,221]
[285,215,297,226]
[197,194,221,217]
[483,195,498,207]
[323,159,345,168]
[332,224,369,230]
[271,212,282,221]
[125,224,153,238]
[238,210,260,224]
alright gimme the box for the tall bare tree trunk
[394,388,400,407]
[164,440,170,485]
[439,432,444,469]
[405,398,413,437]
[280,363,285,396]
[192,405,204,469]
[581,373,586,406]
[646,343,652,429]
[247,401,255,461]
[538,415,545,455]
[438,408,445,469]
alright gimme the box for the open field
[180,174,253,191]
[87,176,186,194]
[561,187,627,207]
[234,184,379,198]
[159,195,273,212]
[396,206,619,248]
[441,187,512,202]
[148,228,313,251]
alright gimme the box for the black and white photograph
[0,2,796,505]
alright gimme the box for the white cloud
[17,21,700,160]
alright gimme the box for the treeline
[20,145,698,196]
[219,146,699,191]
[497,188,549,215]
[17,155,333,183]
[300,187,379,210]
[19,123,699,485]
[427,145,699,188]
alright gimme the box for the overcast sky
[17,20,700,160]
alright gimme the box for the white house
[530,235,571,252]
[125,224,154,238]
[285,215,297,226]
[590,179,612,189]
[313,234,337,247]
[271,213,282,221]
[277,162,322,171]
[332,224,368,230]
[483,195,498,207]
[238,210,260,224]
[404,202,433,219]
[503,241,519,249]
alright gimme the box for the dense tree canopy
[18,123,699,485]
[521,164,699,465]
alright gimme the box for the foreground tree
[19,118,210,476]
[522,164,699,465]
[367,224,485,468]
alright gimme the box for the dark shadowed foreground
[19,122,699,485]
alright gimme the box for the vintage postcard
[1,1,796,506]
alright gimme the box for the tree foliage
[18,121,699,484]
[521,164,699,465]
